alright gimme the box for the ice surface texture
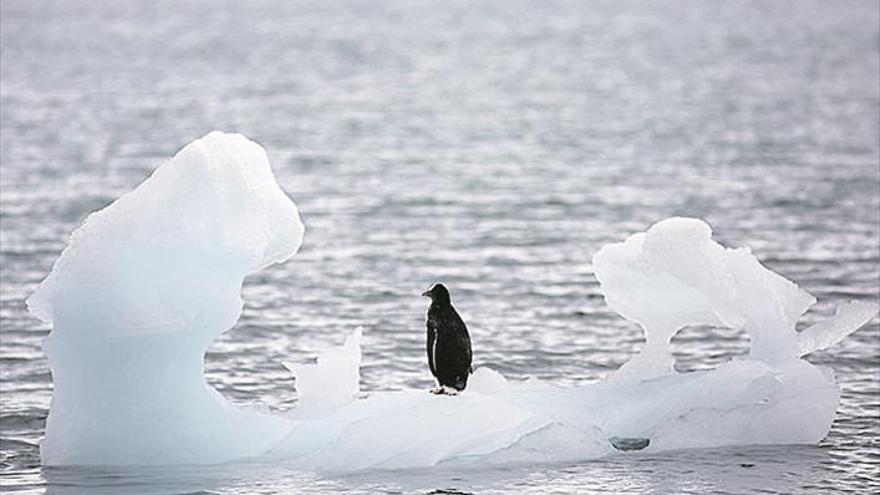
[28,133,878,468]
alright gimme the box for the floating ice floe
[28,132,878,469]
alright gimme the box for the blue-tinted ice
[27,132,878,469]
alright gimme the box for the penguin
[422,283,472,395]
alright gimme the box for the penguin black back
[422,283,472,394]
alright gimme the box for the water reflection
[38,445,833,495]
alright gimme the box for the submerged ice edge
[27,132,878,469]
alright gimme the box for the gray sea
[1,0,878,493]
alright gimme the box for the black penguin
[422,283,472,394]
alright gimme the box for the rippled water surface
[1,0,879,493]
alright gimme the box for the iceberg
[28,132,878,469]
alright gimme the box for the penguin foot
[429,386,460,395]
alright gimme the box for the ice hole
[670,324,750,373]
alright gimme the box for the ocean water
[1,0,878,493]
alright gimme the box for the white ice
[284,328,363,414]
[28,132,303,465]
[28,132,878,469]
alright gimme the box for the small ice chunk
[468,367,509,394]
[285,328,363,412]
[797,301,879,356]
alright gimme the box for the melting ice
[28,132,878,469]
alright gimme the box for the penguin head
[421,283,451,304]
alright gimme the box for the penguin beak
[421,290,431,297]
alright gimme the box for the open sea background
[1,0,878,493]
